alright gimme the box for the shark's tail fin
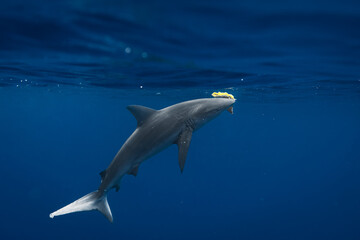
[49,191,113,222]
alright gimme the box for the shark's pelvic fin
[128,165,139,176]
[177,127,193,173]
[49,191,113,223]
[127,105,157,126]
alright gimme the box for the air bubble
[125,47,131,54]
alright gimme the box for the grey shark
[50,97,235,222]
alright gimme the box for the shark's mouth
[211,91,235,114]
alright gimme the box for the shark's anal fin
[127,105,157,127]
[177,127,193,173]
[128,165,139,177]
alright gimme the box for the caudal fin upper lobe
[49,191,113,222]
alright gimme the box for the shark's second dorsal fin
[100,170,106,182]
[127,105,156,127]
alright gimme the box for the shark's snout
[225,98,236,114]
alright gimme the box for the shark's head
[191,97,236,130]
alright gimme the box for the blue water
[1,0,360,239]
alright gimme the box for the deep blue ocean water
[1,0,360,239]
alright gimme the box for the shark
[49,96,235,222]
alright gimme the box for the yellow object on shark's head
[211,91,235,114]
[211,92,235,100]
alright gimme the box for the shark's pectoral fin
[128,165,139,177]
[127,105,157,127]
[177,127,193,173]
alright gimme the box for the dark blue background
[1,0,360,239]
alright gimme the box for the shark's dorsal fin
[100,170,107,182]
[128,165,139,176]
[176,127,193,173]
[127,105,156,127]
